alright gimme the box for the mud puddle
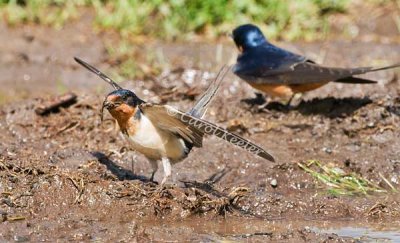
[315,226,400,242]
[142,217,400,242]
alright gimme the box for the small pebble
[13,235,30,242]
[270,179,278,188]
[322,147,332,154]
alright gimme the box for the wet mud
[1,11,400,242]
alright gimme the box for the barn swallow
[74,57,275,185]
[232,24,400,104]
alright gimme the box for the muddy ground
[1,9,400,242]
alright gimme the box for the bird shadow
[386,105,400,116]
[244,95,373,118]
[180,167,231,197]
[291,96,372,118]
[241,92,267,106]
[91,151,149,182]
[385,97,400,117]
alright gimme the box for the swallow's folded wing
[233,45,310,79]
[142,104,275,162]
[282,62,377,84]
[234,46,399,85]
[298,62,400,84]
[139,103,204,148]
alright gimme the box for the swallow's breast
[125,115,187,162]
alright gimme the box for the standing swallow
[74,57,275,185]
[232,24,400,104]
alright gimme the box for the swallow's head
[232,24,267,52]
[102,89,142,122]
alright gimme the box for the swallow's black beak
[103,100,115,109]
[100,99,115,121]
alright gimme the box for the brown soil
[1,9,400,242]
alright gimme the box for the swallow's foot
[240,92,267,106]
[147,174,160,187]
[160,177,177,187]
[149,179,159,186]
[256,102,270,112]
[240,93,272,113]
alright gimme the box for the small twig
[367,202,386,215]
[67,177,80,190]
[55,121,80,135]
[7,216,25,221]
[379,172,398,192]
[67,177,85,204]
[35,92,77,115]
[75,178,85,204]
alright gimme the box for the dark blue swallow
[232,24,400,101]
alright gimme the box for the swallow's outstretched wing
[74,57,123,90]
[140,104,275,162]
[188,65,230,118]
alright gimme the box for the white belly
[124,115,187,162]
[128,115,165,150]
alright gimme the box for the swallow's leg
[285,94,295,108]
[149,159,158,182]
[285,93,302,109]
[161,157,172,185]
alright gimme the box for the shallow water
[314,226,400,242]
[142,217,400,241]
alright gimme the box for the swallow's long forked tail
[74,57,123,90]
[334,63,400,84]
[370,63,400,72]
[334,76,378,84]
[188,65,230,118]
[167,106,275,162]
